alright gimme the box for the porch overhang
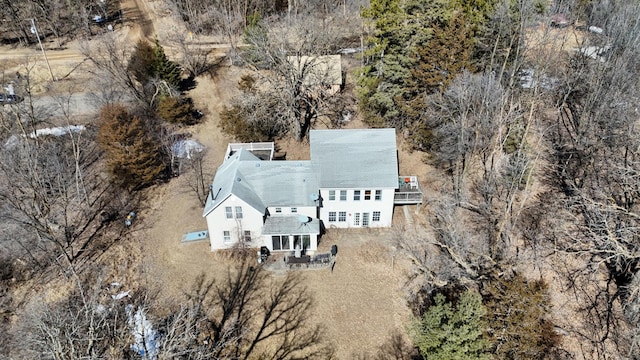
[262,216,320,235]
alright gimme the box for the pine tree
[358,0,497,130]
[484,274,560,359]
[408,11,475,95]
[128,40,155,85]
[152,38,182,90]
[127,39,182,95]
[97,104,166,190]
[409,290,490,360]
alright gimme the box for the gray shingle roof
[262,216,320,235]
[203,150,319,217]
[310,128,399,189]
[204,129,399,218]
[202,149,266,217]
[239,160,319,207]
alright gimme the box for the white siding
[205,195,265,250]
[319,188,395,228]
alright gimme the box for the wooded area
[2,0,640,358]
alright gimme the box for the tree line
[3,0,640,358]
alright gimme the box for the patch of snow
[341,111,352,123]
[577,45,611,62]
[336,47,364,55]
[588,26,604,34]
[518,69,558,90]
[112,291,130,300]
[28,125,86,138]
[110,282,121,287]
[3,135,20,149]
[172,139,204,159]
[126,305,159,359]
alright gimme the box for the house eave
[202,193,232,217]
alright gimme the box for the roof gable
[203,154,320,218]
[202,154,265,217]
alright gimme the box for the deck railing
[225,142,275,160]
[394,176,423,204]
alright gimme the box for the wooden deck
[394,176,423,204]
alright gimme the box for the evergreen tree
[358,0,492,130]
[409,290,490,360]
[408,11,475,95]
[156,96,197,125]
[152,38,182,90]
[127,40,155,85]
[484,274,560,359]
[97,104,166,190]
[127,39,182,98]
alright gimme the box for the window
[272,235,282,250]
[338,211,347,222]
[225,207,233,219]
[375,190,382,201]
[271,235,290,250]
[223,231,231,243]
[364,190,371,200]
[329,190,335,201]
[340,190,347,201]
[235,206,243,219]
[354,213,360,226]
[244,231,251,242]
[302,235,311,249]
[354,190,361,201]
[372,211,381,222]
[291,207,298,213]
[328,212,336,222]
[275,207,282,213]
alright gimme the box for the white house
[311,129,398,228]
[202,128,422,253]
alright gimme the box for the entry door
[362,212,370,227]
[354,213,360,226]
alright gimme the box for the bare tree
[520,2,640,357]
[0,88,133,275]
[184,149,211,207]
[12,268,136,359]
[166,30,218,77]
[81,33,151,108]
[238,17,350,141]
